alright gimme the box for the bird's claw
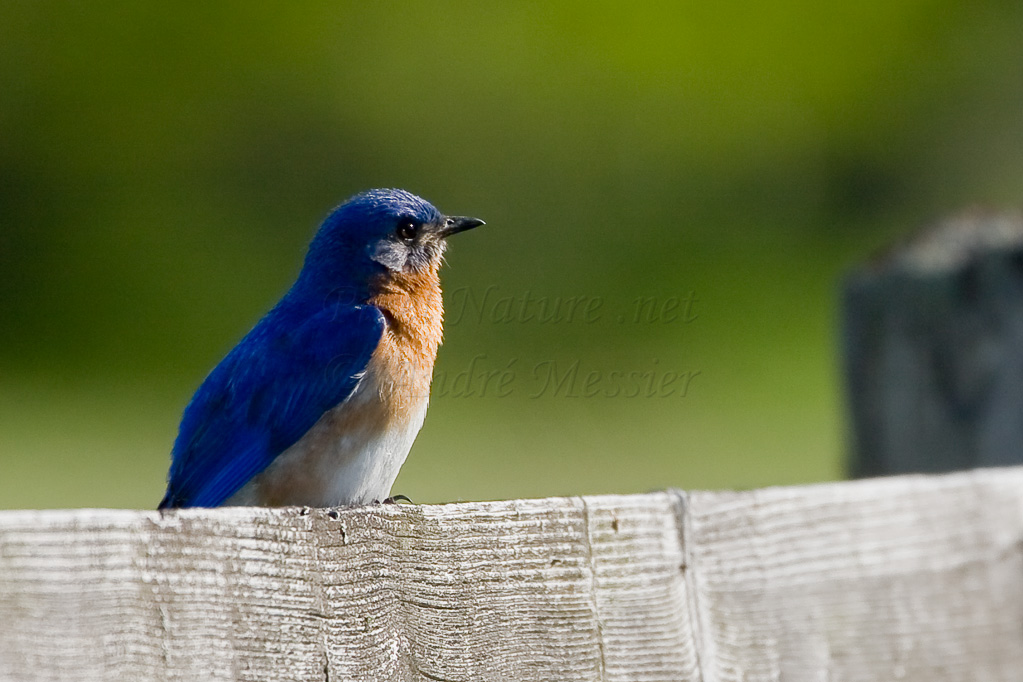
[382,494,413,505]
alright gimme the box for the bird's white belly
[225,374,429,507]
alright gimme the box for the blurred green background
[2,1,1021,509]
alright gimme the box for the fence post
[843,209,1023,477]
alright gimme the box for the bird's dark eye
[396,218,420,241]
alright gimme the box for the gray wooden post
[843,210,1023,477]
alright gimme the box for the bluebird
[159,189,484,509]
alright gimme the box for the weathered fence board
[3,467,1023,681]
[685,470,1023,681]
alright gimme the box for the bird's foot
[382,494,414,505]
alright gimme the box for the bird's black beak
[437,216,485,239]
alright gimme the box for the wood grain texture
[2,468,1023,681]
[684,468,1023,681]
[0,495,696,682]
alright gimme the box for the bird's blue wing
[160,303,386,508]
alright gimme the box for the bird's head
[297,188,484,297]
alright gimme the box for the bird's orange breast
[366,263,445,412]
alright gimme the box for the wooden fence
[3,467,1023,681]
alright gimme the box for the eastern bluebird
[158,189,484,509]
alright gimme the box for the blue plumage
[160,189,483,509]
[161,304,384,508]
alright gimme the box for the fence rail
[3,467,1023,681]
